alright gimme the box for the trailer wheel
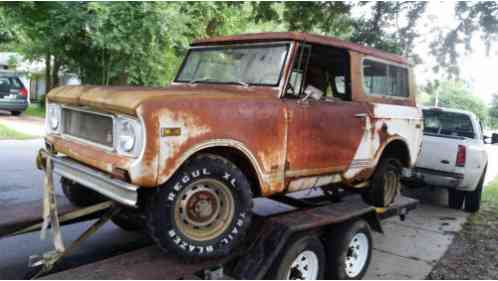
[146,154,253,260]
[362,157,401,207]
[268,235,326,280]
[325,220,372,280]
[111,209,145,231]
[61,177,105,207]
[448,189,464,210]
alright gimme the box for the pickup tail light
[19,87,28,97]
[456,145,466,167]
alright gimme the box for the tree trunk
[44,53,52,95]
[52,57,61,89]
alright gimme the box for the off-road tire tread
[145,153,253,261]
[362,157,401,207]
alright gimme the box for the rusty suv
[38,32,423,259]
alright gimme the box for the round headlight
[47,105,59,130]
[118,120,136,152]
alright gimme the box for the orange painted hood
[47,85,179,116]
[47,85,278,116]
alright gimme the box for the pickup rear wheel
[362,157,401,207]
[448,189,465,210]
[146,154,253,260]
[464,167,486,213]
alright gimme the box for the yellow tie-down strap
[375,207,386,214]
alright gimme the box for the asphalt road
[0,139,151,279]
[1,137,498,279]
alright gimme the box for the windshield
[423,109,475,139]
[175,43,289,86]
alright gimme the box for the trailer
[0,190,417,280]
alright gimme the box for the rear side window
[362,59,409,97]
[0,77,22,92]
[423,110,475,139]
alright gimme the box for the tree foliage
[431,2,498,78]
[422,80,488,125]
[488,94,498,129]
[0,1,495,91]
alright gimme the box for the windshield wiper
[189,78,215,84]
[229,80,249,87]
[190,77,249,87]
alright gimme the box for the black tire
[146,154,253,260]
[448,189,465,210]
[362,157,401,207]
[61,177,106,207]
[111,208,146,231]
[464,167,486,213]
[10,111,21,116]
[325,220,373,280]
[267,235,326,280]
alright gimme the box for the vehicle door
[283,44,369,186]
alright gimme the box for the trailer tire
[267,234,326,280]
[362,157,401,207]
[111,209,145,231]
[448,189,464,210]
[61,177,106,207]
[325,220,372,280]
[146,154,253,260]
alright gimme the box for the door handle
[355,113,368,118]
[441,160,450,164]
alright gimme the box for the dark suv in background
[0,75,29,116]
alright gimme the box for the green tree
[425,80,489,124]
[488,94,498,129]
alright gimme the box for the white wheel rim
[286,250,320,280]
[345,232,369,278]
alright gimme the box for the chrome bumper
[38,150,139,207]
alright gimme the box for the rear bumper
[0,99,28,111]
[37,150,139,207]
[403,167,464,189]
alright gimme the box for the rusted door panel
[284,99,368,177]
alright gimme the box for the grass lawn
[483,177,498,214]
[24,103,45,118]
[0,123,36,140]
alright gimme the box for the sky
[413,1,498,105]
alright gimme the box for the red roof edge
[192,32,408,65]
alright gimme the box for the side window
[363,59,409,97]
[389,65,409,97]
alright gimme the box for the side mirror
[492,133,498,144]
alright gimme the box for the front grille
[62,108,114,147]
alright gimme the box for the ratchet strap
[41,154,65,252]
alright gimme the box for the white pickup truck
[404,107,488,212]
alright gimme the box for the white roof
[420,106,477,119]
